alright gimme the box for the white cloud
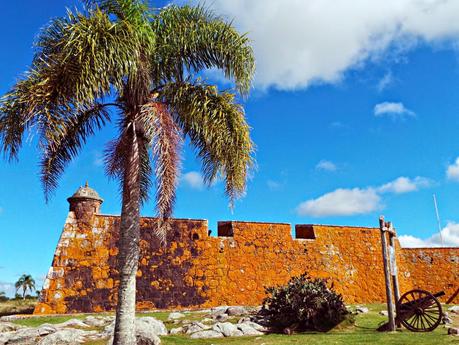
[378,176,431,194]
[330,121,346,129]
[182,171,205,190]
[296,187,381,217]
[374,102,415,118]
[399,221,459,247]
[316,160,337,172]
[204,0,459,90]
[0,282,15,298]
[377,72,394,91]
[296,175,431,217]
[267,180,282,191]
[446,157,459,181]
[93,151,104,167]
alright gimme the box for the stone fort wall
[34,209,459,314]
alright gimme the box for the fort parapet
[34,185,459,314]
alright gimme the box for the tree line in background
[0,274,38,301]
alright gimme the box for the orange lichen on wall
[34,209,459,315]
[397,247,458,300]
[33,183,459,314]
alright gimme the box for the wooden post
[447,287,459,304]
[388,223,401,328]
[388,226,400,304]
[379,216,396,331]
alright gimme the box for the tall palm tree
[15,275,36,300]
[0,0,254,343]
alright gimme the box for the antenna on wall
[432,194,444,246]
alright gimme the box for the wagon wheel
[397,289,443,332]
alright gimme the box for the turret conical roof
[67,182,103,203]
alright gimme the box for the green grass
[6,304,459,345]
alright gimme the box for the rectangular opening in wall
[295,225,316,239]
[218,222,234,237]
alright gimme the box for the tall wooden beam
[379,216,396,331]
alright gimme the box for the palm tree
[15,275,36,300]
[0,1,254,343]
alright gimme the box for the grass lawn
[5,304,459,345]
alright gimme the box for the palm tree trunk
[113,125,141,345]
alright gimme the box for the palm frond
[40,103,110,200]
[32,7,148,106]
[84,0,155,57]
[153,5,255,95]
[0,91,30,161]
[140,101,182,242]
[161,82,254,207]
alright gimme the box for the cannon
[378,289,445,332]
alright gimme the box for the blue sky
[1,0,459,295]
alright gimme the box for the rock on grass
[38,329,97,345]
[190,330,224,339]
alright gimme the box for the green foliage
[262,273,349,332]
[0,291,8,302]
[160,82,254,204]
[14,274,35,299]
[0,0,255,223]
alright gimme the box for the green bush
[262,273,349,332]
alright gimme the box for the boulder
[106,318,163,345]
[213,322,243,337]
[56,319,91,329]
[0,332,11,345]
[448,306,459,314]
[0,322,24,333]
[169,327,183,335]
[356,306,369,314]
[38,329,97,345]
[240,321,268,332]
[0,315,24,322]
[83,316,113,327]
[213,314,229,322]
[443,312,453,324]
[226,306,248,316]
[37,324,58,336]
[190,330,224,339]
[103,317,167,339]
[184,322,210,334]
[136,317,167,336]
[210,306,228,315]
[0,327,43,344]
[167,312,185,320]
[379,310,388,316]
[448,327,459,336]
[237,323,263,336]
[107,333,161,345]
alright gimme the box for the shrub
[261,273,349,332]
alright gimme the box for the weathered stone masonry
[34,185,459,314]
